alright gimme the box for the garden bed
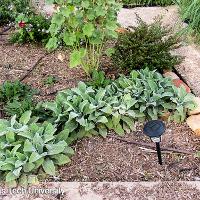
[1,23,200,184]
[1,1,200,191]
[0,45,200,183]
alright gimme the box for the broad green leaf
[16,152,26,161]
[70,50,84,68]
[6,131,15,143]
[106,21,118,31]
[63,32,76,46]
[114,124,125,136]
[64,120,78,132]
[0,119,9,132]
[121,116,135,131]
[19,110,32,125]
[51,13,65,27]
[15,160,25,168]
[13,167,22,177]
[23,140,35,152]
[85,122,95,131]
[83,23,95,37]
[63,146,75,156]
[105,48,115,57]
[45,123,56,135]
[51,154,71,165]
[56,129,70,142]
[112,114,121,127]
[42,159,56,176]
[100,106,112,114]
[1,163,14,171]
[81,1,90,8]
[105,118,114,129]
[98,125,107,138]
[61,6,74,17]
[46,37,58,50]
[46,141,67,155]
[76,117,86,126]
[11,144,21,156]
[6,172,17,182]
[97,116,108,123]
[34,157,44,170]
[29,152,44,163]
[24,163,35,172]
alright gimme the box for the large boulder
[186,115,200,136]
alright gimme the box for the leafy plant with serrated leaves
[36,68,196,144]
[46,0,122,75]
[0,80,37,117]
[0,110,74,187]
[86,70,111,89]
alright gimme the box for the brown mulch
[57,122,200,182]
[0,42,87,101]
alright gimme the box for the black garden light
[143,120,166,165]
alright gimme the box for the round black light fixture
[143,120,166,165]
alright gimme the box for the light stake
[143,120,166,165]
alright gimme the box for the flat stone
[188,97,200,115]
[174,45,200,96]
[117,6,184,29]
[163,72,180,80]
[186,115,200,136]
[172,79,191,93]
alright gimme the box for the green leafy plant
[175,0,200,40]
[36,68,196,144]
[0,111,74,187]
[43,75,58,86]
[46,0,122,75]
[0,0,31,25]
[112,17,181,72]
[87,70,111,89]
[0,80,37,117]
[9,13,51,44]
[120,0,174,7]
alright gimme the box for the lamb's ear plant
[0,111,74,187]
[46,0,122,75]
[36,68,196,145]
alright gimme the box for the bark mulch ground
[57,122,200,182]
